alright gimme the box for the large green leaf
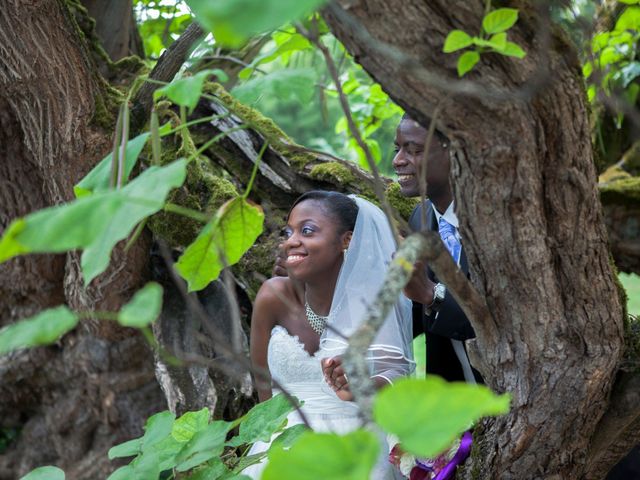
[0,160,187,285]
[373,376,510,457]
[141,411,176,452]
[232,68,316,105]
[176,197,264,292]
[20,466,65,480]
[154,69,228,112]
[74,133,150,198]
[172,408,210,442]
[482,8,519,34]
[186,0,329,47]
[118,282,163,328]
[263,430,379,480]
[175,421,232,472]
[226,393,297,447]
[108,438,142,460]
[0,306,78,355]
[615,6,640,32]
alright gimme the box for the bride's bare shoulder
[255,276,298,307]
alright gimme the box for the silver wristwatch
[426,282,446,314]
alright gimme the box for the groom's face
[392,118,450,199]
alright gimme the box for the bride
[245,191,414,479]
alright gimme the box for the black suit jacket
[409,201,482,383]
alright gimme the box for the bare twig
[296,19,401,243]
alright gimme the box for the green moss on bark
[147,109,238,247]
[309,162,355,184]
[599,177,640,205]
[386,182,419,220]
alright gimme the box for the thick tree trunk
[0,2,164,478]
[322,1,631,478]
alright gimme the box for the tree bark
[322,1,630,477]
[0,2,164,478]
[82,0,144,61]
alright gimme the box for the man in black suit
[393,114,482,383]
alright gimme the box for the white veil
[320,196,415,383]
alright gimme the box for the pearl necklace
[304,300,328,335]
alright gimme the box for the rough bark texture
[0,2,164,478]
[322,1,629,478]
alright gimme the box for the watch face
[434,283,446,301]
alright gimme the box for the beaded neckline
[304,300,328,335]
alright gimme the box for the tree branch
[131,22,206,132]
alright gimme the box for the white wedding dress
[242,325,399,479]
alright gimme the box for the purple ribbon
[415,431,473,480]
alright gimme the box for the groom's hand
[272,242,288,277]
[321,357,353,401]
[403,259,436,305]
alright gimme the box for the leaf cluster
[442,8,526,77]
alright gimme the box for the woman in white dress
[245,191,414,479]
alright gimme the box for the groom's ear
[342,231,353,250]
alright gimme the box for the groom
[322,113,481,391]
[392,113,482,384]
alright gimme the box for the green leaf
[186,0,329,48]
[154,69,228,112]
[108,437,142,459]
[501,41,526,59]
[263,430,379,480]
[232,68,316,105]
[74,133,150,198]
[0,306,78,355]
[269,424,308,451]
[482,8,519,34]
[141,411,176,452]
[118,282,163,328]
[583,61,593,79]
[615,6,640,32]
[233,453,268,474]
[457,51,480,77]
[443,30,473,53]
[106,465,133,480]
[175,197,264,292]
[0,160,187,285]
[587,84,597,103]
[186,458,230,479]
[373,377,510,457]
[488,32,507,51]
[172,408,211,442]
[227,393,297,447]
[619,0,640,4]
[175,421,232,472]
[20,466,65,480]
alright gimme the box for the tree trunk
[0,2,163,478]
[82,0,144,62]
[321,1,636,478]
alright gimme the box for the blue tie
[438,216,461,265]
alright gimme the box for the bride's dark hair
[289,191,358,234]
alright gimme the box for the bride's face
[283,199,349,282]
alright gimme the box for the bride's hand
[321,357,354,401]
